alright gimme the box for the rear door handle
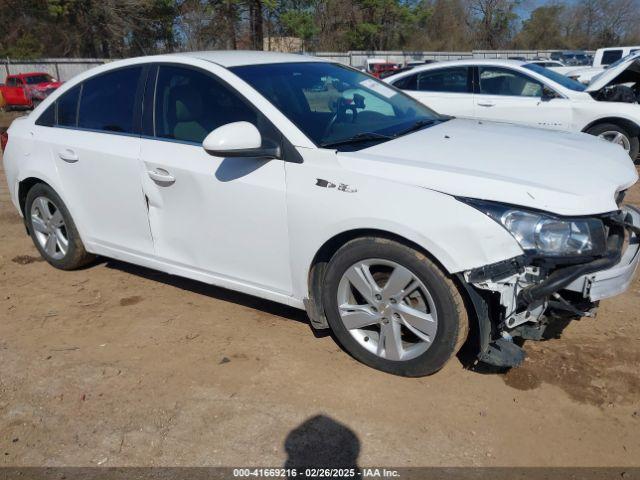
[147,168,176,185]
[477,102,496,107]
[58,149,79,163]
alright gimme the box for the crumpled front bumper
[564,205,640,301]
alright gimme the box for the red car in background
[0,72,62,110]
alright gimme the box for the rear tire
[586,123,639,162]
[321,237,468,377]
[25,183,95,270]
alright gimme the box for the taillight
[1,130,8,153]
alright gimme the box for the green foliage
[0,34,44,59]
[0,0,639,57]
[281,10,318,40]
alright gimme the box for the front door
[473,66,572,130]
[139,64,292,294]
[3,77,29,106]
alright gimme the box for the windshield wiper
[320,132,394,149]
[394,118,444,138]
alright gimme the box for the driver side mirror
[541,86,559,102]
[203,121,281,159]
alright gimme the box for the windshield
[231,62,443,150]
[523,64,586,91]
[25,74,53,85]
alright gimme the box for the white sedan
[386,56,640,160]
[3,52,639,376]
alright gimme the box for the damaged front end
[458,201,640,369]
[587,53,640,104]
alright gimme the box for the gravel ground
[0,112,639,468]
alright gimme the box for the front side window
[231,62,442,150]
[523,64,585,92]
[154,65,258,144]
[78,66,143,134]
[478,67,543,97]
[25,74,53,85]
[416,67,470,93]
[7,77,19,87]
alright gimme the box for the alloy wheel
[30,196,69,260]
[599,131,631,153]
[336,259,438,361]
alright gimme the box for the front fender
[285,152,523,303]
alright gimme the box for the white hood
[587,51,640,92]
[339,119,638,216]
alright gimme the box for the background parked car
[0,72,62,110]
[386,58,640,160]
[550,50,591,66]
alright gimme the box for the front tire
[321,237,468,377]
[25,183,95,270]
[586,123,639,162]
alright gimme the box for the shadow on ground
[284,415,361,479]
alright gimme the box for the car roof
[173,50,323,67]
[391,58,528,72]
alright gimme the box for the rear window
[78,67,143,134]
[602,50,623,65]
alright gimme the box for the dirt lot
[0,112,639,468]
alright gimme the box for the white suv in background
[386,56,640,160]
[3,52,639,376]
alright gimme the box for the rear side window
[35,85,81,128]
[154,65,257,144]
[57,86,81,127]
[602,50,623,65]
[36,104,56,127]
[392,74,417,90]
[78,67,143,134]
[416,67,470,93]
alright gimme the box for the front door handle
[477,101,496,107]
[147,168,176,185]
[58,149,79,163]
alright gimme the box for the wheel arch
[582,117,640,137]
[18,176,51,217]
[304,228,458,330]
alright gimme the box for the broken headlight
[461,199,607,257]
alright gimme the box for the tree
[466,0,520,49]
[515,4,565,49]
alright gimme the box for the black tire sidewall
[321,238,463,377]
[25,183,90,270]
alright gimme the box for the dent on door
[139,140,292,293]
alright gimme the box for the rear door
[473,66,572,130]
[392,66,474,117]
[35,66,154,257]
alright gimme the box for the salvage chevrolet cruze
[3,52,639,376]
